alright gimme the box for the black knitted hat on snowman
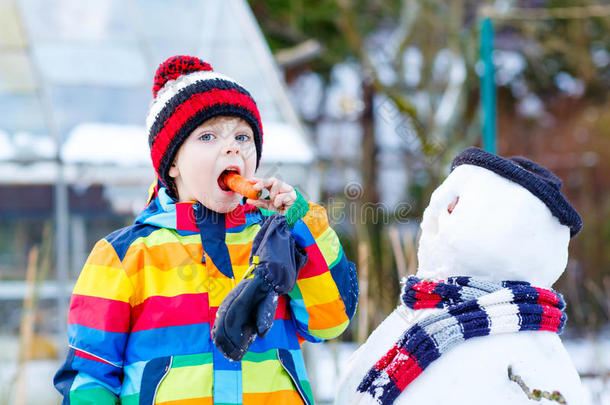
[451,147,582,237]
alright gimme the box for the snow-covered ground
[563,337,610,405]
[0,334,608,404]
[0,335,61,405]
[303,334,610,405]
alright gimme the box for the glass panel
[202,0,248,46]
[33,43,148,86]
[0,2,26,47]
[0,93,45,133]
[250,94,281,123]
[0,0,300,146]
[149,41,202,69]
[47,85,149,138]
[134,0,205,40]
[0,51,37,93]
[19,0,133,41]
[203,45,263,83]
[200,44,283,122]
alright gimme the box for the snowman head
[417,147,582,288]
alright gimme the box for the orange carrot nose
[221,172,261,200]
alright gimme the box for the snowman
[336,147,585,404]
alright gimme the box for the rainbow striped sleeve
[284,190,358,341]
[54,238,134,404]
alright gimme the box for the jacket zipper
[277,349,309,405]
[151,356,173,405]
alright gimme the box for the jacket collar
[135,186,261,278]
[135,186,259,232]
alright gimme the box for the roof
[61,121,314,167]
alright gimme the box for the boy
[53,55,358,405]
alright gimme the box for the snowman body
[336,163,585,404]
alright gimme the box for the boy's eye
[199,133,215,141]
[236,134,251,142]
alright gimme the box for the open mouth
[218,167,241,192]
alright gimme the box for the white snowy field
[0,334,608,404]
[563,337,610,405]
[0,335,61,405]
[303,335,610,405]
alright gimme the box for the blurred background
[0,0,608,403]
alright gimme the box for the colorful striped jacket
[54,187,358,405]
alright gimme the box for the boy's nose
[222,139,240,155]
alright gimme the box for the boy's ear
[168,163,180,178]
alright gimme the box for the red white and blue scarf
[356,276,566,404]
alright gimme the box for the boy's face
[169,116,257,213]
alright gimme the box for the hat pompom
[152,55,213,98]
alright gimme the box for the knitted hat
[147,55,263,191]
[451,147,582,237]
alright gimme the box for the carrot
[221,172,261,200]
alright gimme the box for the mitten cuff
[284,188,309,229]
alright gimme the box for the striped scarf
[356,276,566,404]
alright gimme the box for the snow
[0,120,314,193]
[0,335,61,405]
[433,50,466,128]
[304,336,610,404]
[61,123,150,166]
[555,71,585,97]
[13,131,56,160]
[592,47,609,68]
[0,333,607,404]
[0,130,55,163]
[59,121,315,167]
[493,50,526,86]
[402,47,423,87]
[303,341,361,403]
[1,360,61,405]
[0,162,60,184]
[0,281,74,300]
[324,63,363,120]
[517,93,545,118]
[0,161,155,186]
[0,130,15,160]
[316,120,361,160]
[564,337,610,376]
[261,121,315,164]
[288,71,325,122]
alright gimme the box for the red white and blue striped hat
[146,55,263,190]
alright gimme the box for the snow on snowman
[336,147,586,404]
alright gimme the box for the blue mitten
[212,214,308,361]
